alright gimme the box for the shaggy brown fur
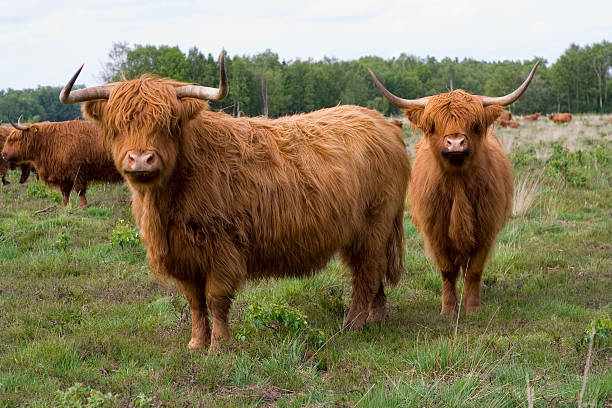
[0,126,32,185]
[523,113,541,121]
[1,120,122,206]
[497,119,520,128]
[402,89,513,315]
[548,113,572,123]
[81,75,411,353]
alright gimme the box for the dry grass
[497,114,612,159]
[512,173,543,217]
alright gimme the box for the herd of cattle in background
[0,56,586,353]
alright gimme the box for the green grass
[1,116,611,407]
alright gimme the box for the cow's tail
[384,209,404,287]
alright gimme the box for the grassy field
[0,115,611,407]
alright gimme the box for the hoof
[440,304,458,315]
[343,312,367,331]
[366,304,388,323]
[188,337,208,350]
[464,304,481,314]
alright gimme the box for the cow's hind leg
[60,184,72,206]
[367,208,405,323]
[75,181,88,207]
[342,233,387,330]
[19,164,31,184]
[367,283,388,323]
[179,281,211,350]
[440,266,460,314]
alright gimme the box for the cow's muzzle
[441,134,470,166]
[122,150,162,182]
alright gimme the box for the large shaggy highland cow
[2,118,122,206]
[369,62,539,314]
[60,55,411,352]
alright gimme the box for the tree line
[1,40,610,123]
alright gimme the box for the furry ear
[403,107,424,128]
[483,105,504,128]
[81,100,107,123]
[180,98,209,121]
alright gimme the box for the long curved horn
[368,68,429,109]
[175,52,228,101]
[481,61,540,107]
[59,64,115,104]
[8,114,29,131]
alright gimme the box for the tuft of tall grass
[512,173,543,217]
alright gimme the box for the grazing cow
[369,62,539,314]
[497,119,520,128]
[60,54,411,352]
[523,113,541,121]
[0,125,32,185]
[2,118,122,206]
[548,113,572,123]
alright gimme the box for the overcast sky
[1,0,610,90]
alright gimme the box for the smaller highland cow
[2,118,122,206]
[369,62,539,314]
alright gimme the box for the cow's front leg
[463,251,489,314]
[207,293,233,353]
[178,281,210,350]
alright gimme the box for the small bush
[578,316,612,350]
[27,181,62,203]
[509,145,538,169]
[133,394,158,407]
[54,228,71,252]
[236,300,325,347]
[110,219,140,248]
[545,143,589,187]
[54,383,117,407]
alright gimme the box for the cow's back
[170,105,411,279]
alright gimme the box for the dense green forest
[1,40,610,122]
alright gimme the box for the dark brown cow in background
[369,62,539,314]
[60,54,411,352]
[523,113,541,121]
[0,125,32,185]
[2,118,122,206]
[548,113,572,123]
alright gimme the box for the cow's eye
[472,122,481,134]
[429,123,435,134]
